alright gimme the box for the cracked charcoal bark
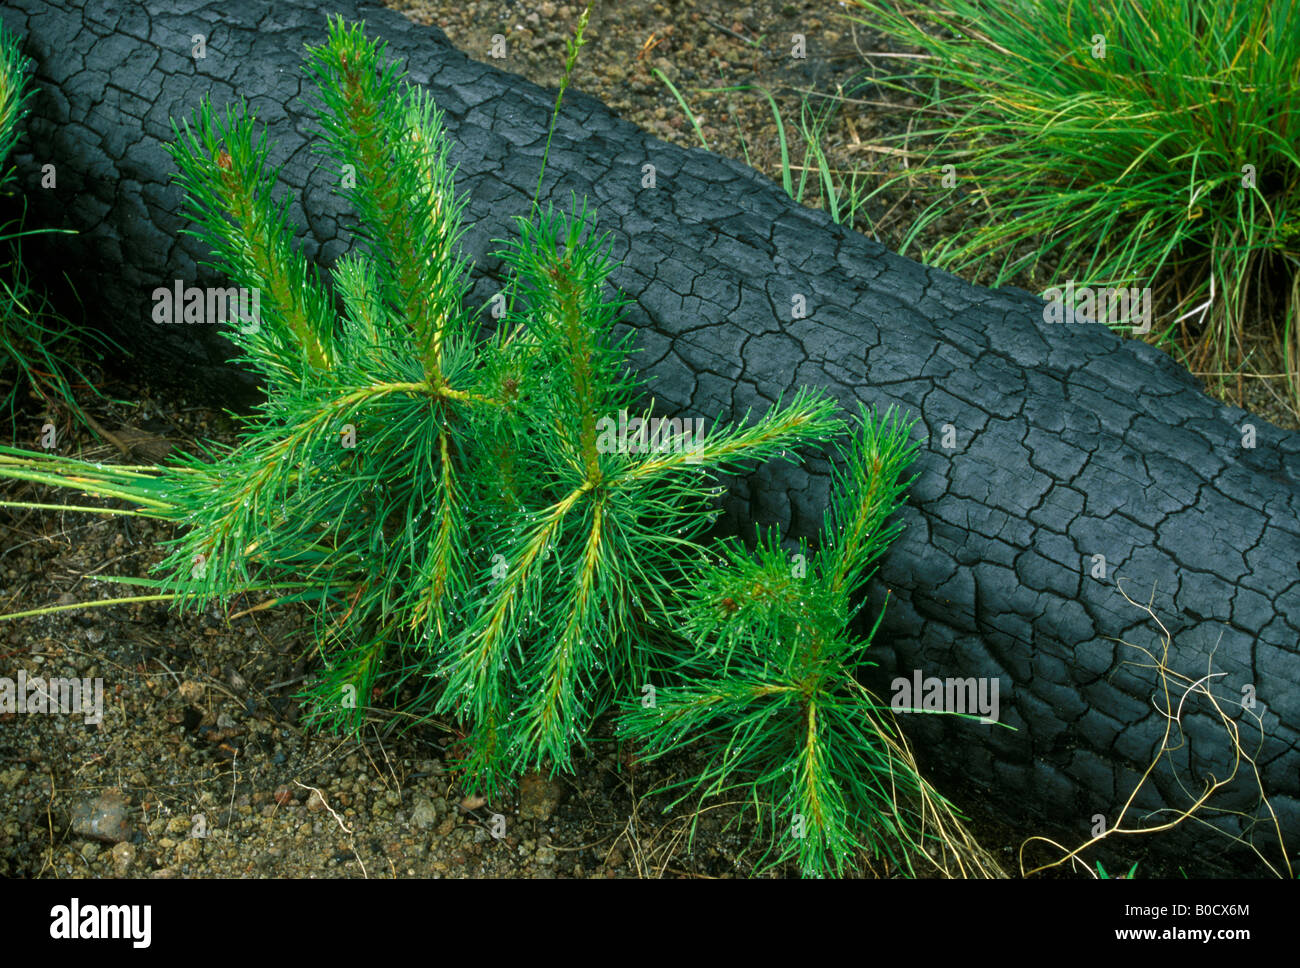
[4,0,1298,874]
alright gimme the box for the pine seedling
[431,199,847,791]
[0,15,845,801]
[620,404,993,878]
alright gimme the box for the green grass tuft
[844,0,1300,406]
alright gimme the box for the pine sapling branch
[167,99,334,374]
